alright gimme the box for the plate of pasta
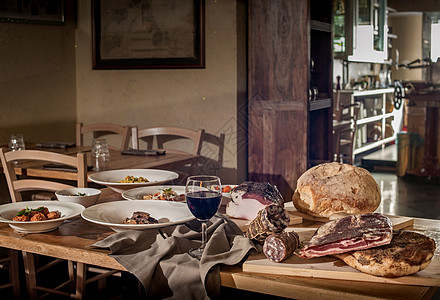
[88,169,179,193]
[122,185,186,202]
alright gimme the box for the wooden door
[248,0,309,200]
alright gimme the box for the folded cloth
[36,142,76,149]
[121,149,166,156]
[92,214,257,300]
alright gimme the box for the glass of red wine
[185,175,222,259]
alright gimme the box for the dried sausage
[246,204,290,243]
[263,231,300,263]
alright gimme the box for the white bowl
[55,188,101,208]
[88,169,179,193]
[0,201,84,233]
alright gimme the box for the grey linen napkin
[92,213,257,300]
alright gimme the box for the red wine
[186,191,221,220]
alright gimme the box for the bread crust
[293,162,381,217]
[334,231,436,277]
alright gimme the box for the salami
[263,231,300,262]
[245,204,290,243]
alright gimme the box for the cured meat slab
[297,213,393,259]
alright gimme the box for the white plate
[81,200,195,231]
[88,169,179,193]
[122,185,185,201]
[222,184,238,198]
[0,201,84,233]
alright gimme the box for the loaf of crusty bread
[292,162,380,218]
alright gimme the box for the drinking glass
[92,139,110,160]
[92,139,110,171]
[185,175,222,259]
[8,134,25,151]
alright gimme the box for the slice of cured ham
[298,213,392,259]
[226,181,284,220]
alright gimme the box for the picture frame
[0,0,65,26]
[92,0,205,69]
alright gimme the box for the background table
[5,146,199,183]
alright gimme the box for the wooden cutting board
[242,216,440,287]
[243,251,440,287]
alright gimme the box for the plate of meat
[0,201,85,233]
[81,200,195,231]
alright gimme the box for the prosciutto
[298,213,393,259]
[225,181,284,220]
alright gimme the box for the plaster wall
[389,13,424,81]
[0,1,246,183]
[75,0,245,182]
[0,6,77,144]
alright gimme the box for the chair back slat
[131,126,204,155]
[76,122,131,151]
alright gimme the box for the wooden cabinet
[309,0,334,166]
[247,0,333,199]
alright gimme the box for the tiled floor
[373,171,440,219]
[361,144,440,219]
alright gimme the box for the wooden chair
[0,148,118,299]
[197,132,226,176]
[0,248,21,299]
[76,122,131,151]
[131,126,204,182]
[333,103,361,164]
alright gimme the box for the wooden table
[7,145,199,182]
[0,189,438,299]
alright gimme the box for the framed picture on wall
[92,0,205,69]
[0,0,65,25]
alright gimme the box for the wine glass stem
[200,221,207,252]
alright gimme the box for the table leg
[75,262,86,300]
[22,252,38,300]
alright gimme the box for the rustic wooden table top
[0,188,438,299]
